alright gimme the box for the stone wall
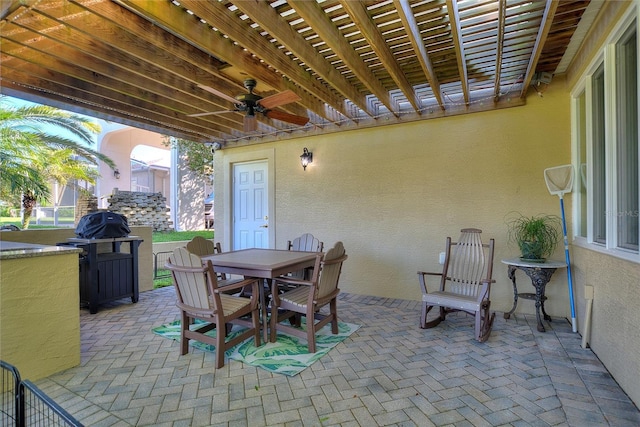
[76,194,98,224]
[107,190,172,232]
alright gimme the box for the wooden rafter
[230,0,361,122]
[115,0,331,125]
[493,0,506,102]
[2,5,236,137]
[338,0,420,113]
[175,0,347,122]
[393,0,444,110]
[289,0,394,117]
[46,0,244,130]
[520,0,560,99]
[446,0,468,106]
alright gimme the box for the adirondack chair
[185,235,215,256]
[287,233,324,280]
[418,228,496,342]
[287,233,324,252]
[186,236,238,285]
[270,241,347,353]
[165,247,261,368]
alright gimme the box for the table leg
[521,267,556,333]
[534,289,545,332]
[260,279,270,344]
[504,265,518,319]
[541,295,552,321]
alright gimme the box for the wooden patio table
[201,248,320,342]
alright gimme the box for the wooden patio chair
[287,233,324,280]
[287,233,324,253]
[418,228,496,342]
[186,236,238,285]
[185,235,215,256]
[165,247,261,368]
[269,241,347,353]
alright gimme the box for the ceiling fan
[189,78,310,132]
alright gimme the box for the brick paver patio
[36,287,640,426]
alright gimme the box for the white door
[232,160,269,249]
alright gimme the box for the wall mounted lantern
[114,169,121,179]
[300,147,313,171]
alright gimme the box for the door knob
[260,224,268,228]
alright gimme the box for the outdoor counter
[0,239,82,380]
[0,240,82,259]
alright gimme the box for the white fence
[32,206,75,227]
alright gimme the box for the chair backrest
[185,236,215,257]
[313,241,347,300]
[166,247,215,311]
[443,228,495,298]
[288,233,324,280]
[288,233,324,252]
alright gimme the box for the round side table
[501,258,567,332]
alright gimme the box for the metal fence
[153,250,173,279]
[1,361,20,426]
[1,361,83,427]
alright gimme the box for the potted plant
[507,213,562,262]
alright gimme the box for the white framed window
[615,26,639,251]
[572,10,640,262]
[592,62,606,245]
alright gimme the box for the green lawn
[153,275,174,289]
[152,230,214,242]
[151,231,216,288]
[0,217,71,229]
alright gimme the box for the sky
[2,95,170,167]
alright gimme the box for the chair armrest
[270,276,313,308]
[214,277,259,293]
[476,279,492,302]
[273,276,313,287]
[417,271,442,277]
[418,271,444,294]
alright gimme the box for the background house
[96,124,209,230]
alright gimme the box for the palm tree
[0,100,115,228]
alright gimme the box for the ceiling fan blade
[187,110,235,117]
[258,90,301,109]
[244,115,257,132]
[265,109,310,126]
[198,84,240,105]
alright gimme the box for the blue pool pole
[559,196,577,332]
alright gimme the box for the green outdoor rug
[152,319,359,376]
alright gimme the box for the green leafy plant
[507,213,562,262]
[161,136,214,180]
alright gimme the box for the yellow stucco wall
[0,252,80,381]
[562,0,640,406]
[0,226,153,380]
[215,78,572,318]
[571,246,640,406]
